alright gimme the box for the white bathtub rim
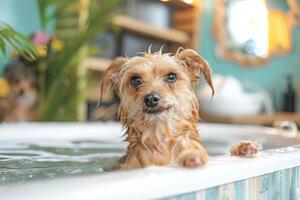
[0,122,298,200]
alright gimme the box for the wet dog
[100,47,214,169]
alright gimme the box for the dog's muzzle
[144,92,160,108]
[143,92,173,114]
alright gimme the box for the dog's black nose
[144,92,160,108]
[19,89,24,96]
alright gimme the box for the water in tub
[0,132,227,184]
[0,139,126,184]
[1,123,300,184]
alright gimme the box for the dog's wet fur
[100,47,214,169]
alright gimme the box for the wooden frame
[212,0,298,67]
[287,0,300,29]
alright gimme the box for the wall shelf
[201,112,300,125]
[163,0,195,9]
[88,86,100,102]
[82,57,112,72]
[112,15,189,45]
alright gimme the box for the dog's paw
[177,150,208,168]
[230,140,261,157]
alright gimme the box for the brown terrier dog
[100,47,214,169]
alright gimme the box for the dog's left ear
[100,57,128,101]
[176,48,214,95]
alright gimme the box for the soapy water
[0,139,229,184]
[0,140,127,184]
[1,134,299,184]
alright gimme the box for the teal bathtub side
[165,166,300,200]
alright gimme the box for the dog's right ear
[100,57,128,101]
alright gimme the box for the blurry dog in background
[0,64,38,122]
[100,47,214,169]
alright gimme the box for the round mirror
[213,0,299,67]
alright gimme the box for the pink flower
[32,31,50,45]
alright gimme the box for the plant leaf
[0,21,37,61]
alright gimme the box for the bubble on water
[96,168,104,173]
[18,158,34,167]
[272,148,286,153]
[72,168,82,174]
[63,167,83,175]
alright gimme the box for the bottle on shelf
[282,74,296,112]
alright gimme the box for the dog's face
[101,48,214,125]
[4,65,38,108]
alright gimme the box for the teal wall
[1,0,299,110]
[0,0,40,35]
[199,0,300,110]
[0,0,40,74]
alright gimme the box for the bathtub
[0,122,300,200]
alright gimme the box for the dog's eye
[130,76,142,88]
[164,73,177,83]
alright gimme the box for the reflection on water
[0,140,126,184]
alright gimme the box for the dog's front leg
[173,137,208,168]
[171,127,209,168]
